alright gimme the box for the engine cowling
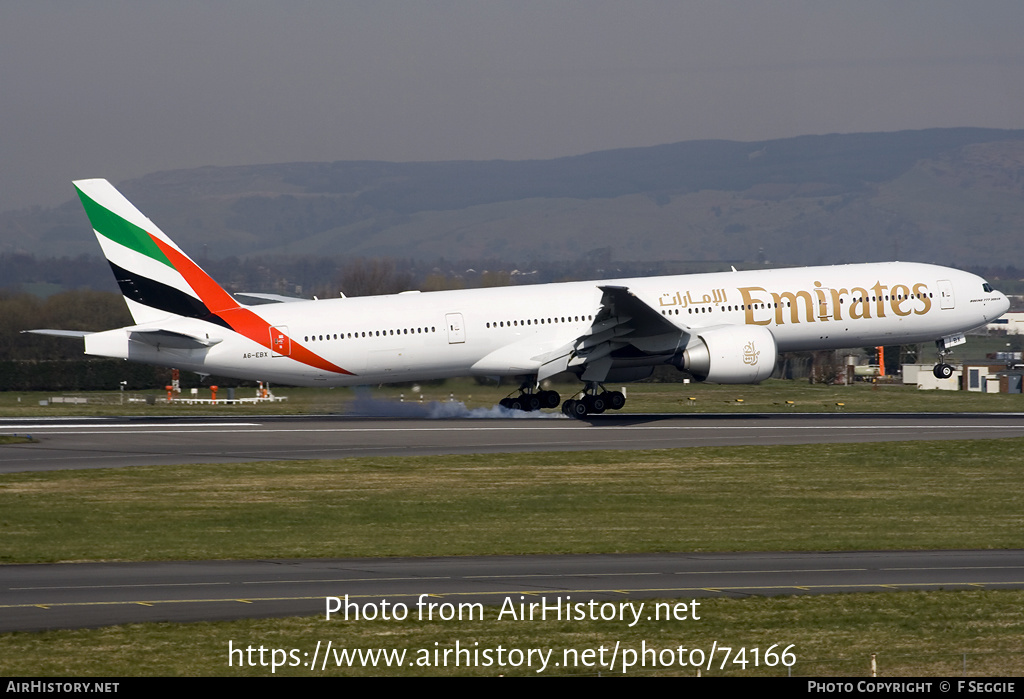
[678,325,777,383]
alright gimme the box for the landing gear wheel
[583,394,606,414]
[604,390,626,410]
[563,399,589,418]
[537,390,561,409]
[503,382,560,413]
[933,363,954,379]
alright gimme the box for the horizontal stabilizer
[22,329,92,338]
[129,329,223,349]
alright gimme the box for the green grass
[1,377,1022,418]
[615,379,1024,414]
[0,435,34,445]
[2,591,1022,676]
[2,439,1022,564]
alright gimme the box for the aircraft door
[270,326,291,356]
[445,313,466,344]
[937,280,955,309]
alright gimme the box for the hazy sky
[2,1,1023,211]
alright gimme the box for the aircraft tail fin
[73,179,240,327]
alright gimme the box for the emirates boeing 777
[27,179,1011,416]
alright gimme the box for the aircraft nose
[998,291,1011,315]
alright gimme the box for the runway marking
[240,575,453,585]
[0,423,259,431]
[674,568,866,575]
[0,417,109,422]
[5,581,1023,611]
[12,582,230,591]
[13,575,454,591]
[466,572,662,579]
[7,425,1024,436]
[883,566,1024,571]
[21,566,984,592]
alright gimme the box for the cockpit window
[983,283,993,293]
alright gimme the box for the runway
[3,412,1024,473]
[2,550,1023,632]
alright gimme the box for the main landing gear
[561,383,626,418]
[498,380,628,417]
[499,385,560,412]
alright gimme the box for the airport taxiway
[3,549,1023,632]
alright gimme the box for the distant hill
[3,128,1024,267]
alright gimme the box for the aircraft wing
[594,285,684,336]
[233,292,309,305]
[471,284,687,382]
[536,285,688,382]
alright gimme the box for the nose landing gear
[932,338,957,379]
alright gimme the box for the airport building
[986,311,1024,335]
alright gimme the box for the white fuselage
[84,261,1010,386]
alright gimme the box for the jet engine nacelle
[678,324,777,383]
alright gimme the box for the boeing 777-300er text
[27,179,1011,416]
